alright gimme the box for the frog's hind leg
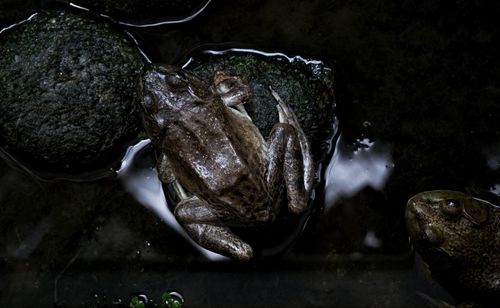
[270,87,314,194]
[266,87,314,215]
[213,71,252,107]
[182,222,253,261]
[174,195,253,260]
[267,123,308,215]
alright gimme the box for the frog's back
[164,100,270,212]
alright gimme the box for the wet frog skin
[141,65,314,260]
[406,190,500,300]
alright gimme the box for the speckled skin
[141,65,313,260]
[406,190,500,300]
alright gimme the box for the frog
[140,65,314,261]
[405,190,500,303]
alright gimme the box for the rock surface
[183,50,337,163]
[0,0,37,29]
[0,10,144,177]
[61,0,210,24]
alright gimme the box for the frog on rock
[141,65,314,260]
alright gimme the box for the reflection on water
[0,12,37,35]
[484,144,500,171]
[483,144,500,196]
[117,139,225,260]
[491,184,500,196]
[6,213,52,259]
[68,0,213,28]
[362,229,382,249]
[324,133,394,209]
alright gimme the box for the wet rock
[0,10,144,177]
[170,50,337,257]
[0,0,38,29]
[183,50,337,162]
[60,0,210,24]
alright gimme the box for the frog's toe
[175,196,220,223]
[214,71,251,107]
[183,223,253,261]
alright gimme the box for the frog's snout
[406,199,444,246]
[405,200,422,236]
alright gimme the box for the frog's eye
[440,198,462,218]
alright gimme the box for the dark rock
[177,50,337,256]
[183,50,337,163]
[0,0,38,29]
[59,0,210,25]
[0,10,144,177]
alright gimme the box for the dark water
[1,0,499,306]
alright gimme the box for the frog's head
[140,65,212,141]
[405,190,491,269]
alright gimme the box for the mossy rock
[183,50,337,163]
[0,0,38,28]
[0,10,144,177]
[179,50,337,255]
[60,0,209,24]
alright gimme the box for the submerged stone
[60,0,210,25]
[176,50,337,256]
[0,0,37,28]
[0,10,144,177]
[183,50,337,163]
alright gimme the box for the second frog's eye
[441,198,462,218]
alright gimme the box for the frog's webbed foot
[270,87,314,193]
[267,87,314,215]
[174,195,253,261]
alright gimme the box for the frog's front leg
[175,196,253,261]
[213,71,251,107]
[266,89,314,214]
[157,153,175,184]
[158,154,191,200]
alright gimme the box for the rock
[0,10,144,177]
[0,0,37,29]
[177,50,337,256]
[61,0,210,24]
[183,50,337,163]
